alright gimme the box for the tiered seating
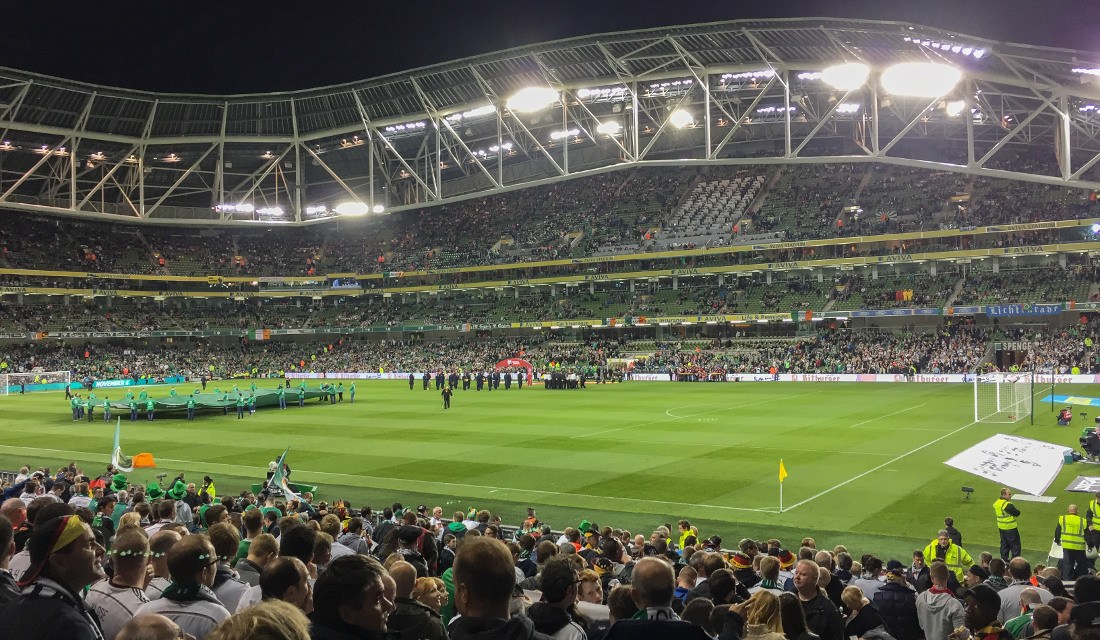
[829,274,953,311]
[955,268,1092,305]
[661,174,765,245]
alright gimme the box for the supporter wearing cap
[874,559,921,640]
[0,514,106,640]
[967,565,991,587]
[133,533,231,640]
[396,525,429,578]
[962,583,1013,640]
[86,529,152,640]
[167,481,194,529]
[731,550,760,589]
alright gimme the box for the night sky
[2,0,1096,95]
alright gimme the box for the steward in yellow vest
[922,530,974,582]
[1055,504,1089,580]
[994,487,1022,561]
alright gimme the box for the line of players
[409,370,526,392]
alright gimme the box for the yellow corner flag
[779,460,789,483]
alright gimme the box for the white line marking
[0,444,779,514]
[782,420,979,512]
[848,403,928,428]
[582,437,894,456]
[574,392,817,438]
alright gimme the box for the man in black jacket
[449,537,553,640]
[794,559,845,640]
[0,514,107,640]
[606,556,712,640]
[388,561,446,640]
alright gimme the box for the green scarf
[759,579,781,590]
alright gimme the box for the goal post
[1,371,73,395]
[974,372,1034,423]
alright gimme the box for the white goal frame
[974,372,1033,423]
[0,371,72,395]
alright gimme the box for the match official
[994,488,1022,561]
[442,385,453,410]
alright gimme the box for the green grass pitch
[0,380,1091,563]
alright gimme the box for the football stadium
[3,12,1100,640]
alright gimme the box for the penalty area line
[848,403,928,428]
[781,420,979,512]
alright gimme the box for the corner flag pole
[779,459,788,513]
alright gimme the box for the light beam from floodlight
[506,87,560,113]
[821,62,870,91]
[669,110,694,128]
[880,62,962,98]
[334,202,369,216]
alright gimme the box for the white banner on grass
[944,433,1068,496]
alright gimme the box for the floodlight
[304,205,327,215]
[334,202,369,216]
[596,121,622,135]
[506,87,560,113]
[669,110,694,128]
[972,49,987,59]
[880,62,961,98]
[822,63,870,91]
[945,100,966,117]
[372,204,385,214]
[1092,223,1100,233]
[256,207,285,216]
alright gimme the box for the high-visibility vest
[994,499,1018,530]
[922,541,971,581]
[1090,499,1100,524]
[1060,514,1087,550]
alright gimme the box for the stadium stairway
[943,276,968,307]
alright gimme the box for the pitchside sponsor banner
[1065,476,1100,493]
[945,434,1068,496]
[849,308,940,317]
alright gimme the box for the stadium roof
[1,17,1100,226]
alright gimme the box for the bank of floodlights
[881,62,962,98]
[821,63,870,91]
[595,121,622,135]
[333,202,369,216]
[669,110,694,128]
[506,87,560,113]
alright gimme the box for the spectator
[235,532,278,587]
[873,560,921,640]
[743,590,788,640]
[605,556,711,640]
[1000,559,1052,626]
[310,554,396,640]
[527,555,587,639]
[1029,604,1058,640]
[258,556,313,613]
[793,560,844,640]
[780,591,821,640]
[208,522,249,613]
[86,529,152,640]
[146,529,183,600]
[449,537,554,640]
[134,533,231,640]
[387,561,446,640]
[962,584,1014,640]
[917,561,966,640]
[116,613,190,640]
[0,515,106,640]
[0,513,16,605]
[208,600,312,640]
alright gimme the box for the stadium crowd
[0,460,1091,640]
[2,156,1097,280]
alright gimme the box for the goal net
[974,372,1033,423]
[0,371,72,395]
